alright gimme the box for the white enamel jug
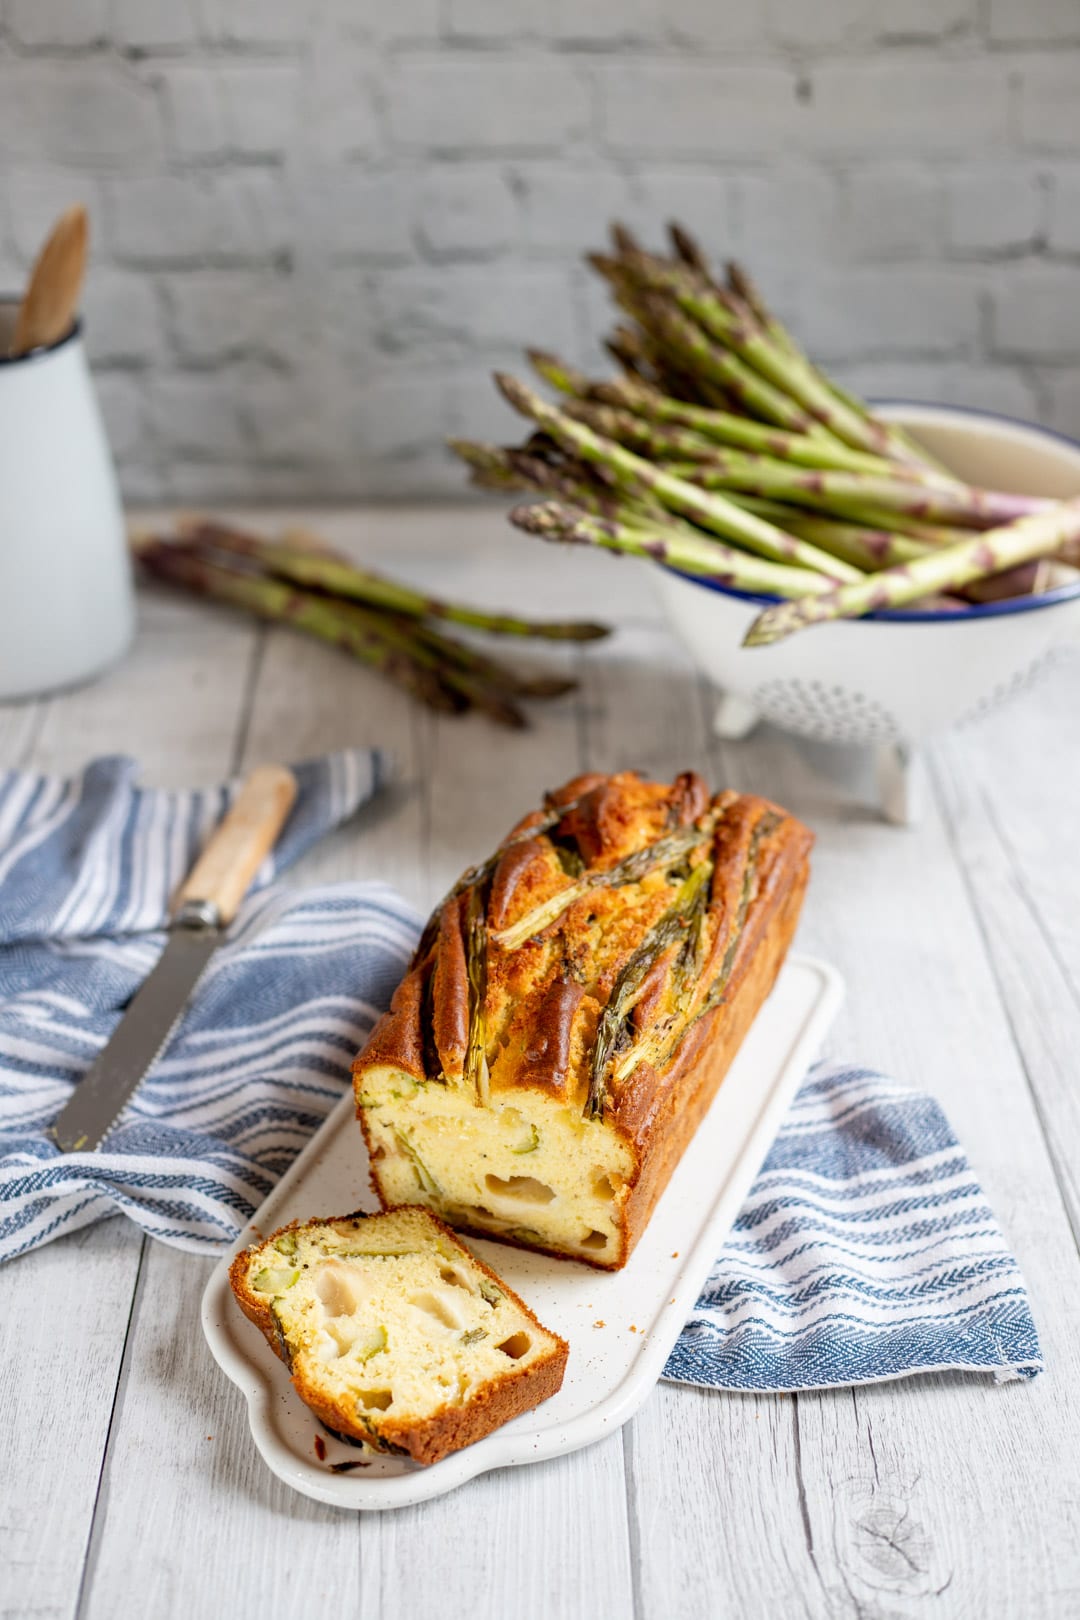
[0,301,134,700]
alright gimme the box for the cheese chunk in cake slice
[229,1206,568,1465]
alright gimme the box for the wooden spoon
[10,204,89,358]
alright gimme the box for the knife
[50,763,298,1154]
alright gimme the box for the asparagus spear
[730,496,1042,597]
[742,498,1080,644]
[492,822,710,954]
[785,504,979,548]
[586,858,713,1119]
[526,349,594,399]
[139,536,557,725]
[579,373,902,475]
[725,262,787,348]
[602,268,829,438]
[136,540,463,715]
[495,374,863,581]
[447,437,665,523]
[605,322,727,407]
[530,348,949,493]
[611,248,919,467]
[563,398,734,464]
[724,259,944,473]
[510,501,831,600]
[449,438,534,493]
[728,496,928,571]
[463,884,490,1103]
[627,244,952,476]
[399,616,577,702]
[605,323,654,380]
[341,609,528,729]
[510,449,670,522]
[666,456,1048,528]
[612,860,713,1083]
[184,517,609,642]
[668,221,713,280]
[730,495,979,549]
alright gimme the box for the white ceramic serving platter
[202,953,843,1510]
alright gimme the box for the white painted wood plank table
[3,506,1080,1620]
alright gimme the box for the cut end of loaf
[358,1072,635,1269]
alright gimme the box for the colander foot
[713,692,760,741]
[875,742,925,827]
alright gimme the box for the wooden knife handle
[174,764,298,925]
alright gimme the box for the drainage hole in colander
[751,679,901,743]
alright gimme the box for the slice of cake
[229,1206,568,1465]
[353,770,812,1270]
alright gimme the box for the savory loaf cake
[353,770,812,1271]
[229,1206,568,1465]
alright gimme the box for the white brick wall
[0,0,1076,500]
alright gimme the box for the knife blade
[50,763,298,1153]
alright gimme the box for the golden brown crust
[553,772,673,868]
[431,893,469,1080]
[353,772,813,1271]
[667,769,710,827]
[614,858,810,1262]
[353,967,427,1086]
[229,1240,295,1361]
[228,1207,569,1466]
[488,836,553,931]
[503,976,589,1099]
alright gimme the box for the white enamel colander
[654,403,1080,824]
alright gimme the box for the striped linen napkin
[0,751,420,1262]
[0,758,1040,1390]
[663,1063,1042,1388]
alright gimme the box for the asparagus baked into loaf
[353,771,813,1271]
[229,1207,568,1465]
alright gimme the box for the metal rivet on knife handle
[174,764,298,925]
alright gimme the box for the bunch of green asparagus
[450,223,1080,644]
[133,520,608,726]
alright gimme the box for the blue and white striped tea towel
[0,757,1040,1390]
[0,752,420,1261]
[663,1063,1042,1388]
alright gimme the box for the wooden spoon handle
[174,765,298,926]
[11,204,89,358]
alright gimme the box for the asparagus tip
[507,500,551,535]
[668,221,709,276]
[446,436,488,462]
[609,220,643,256]
[741,607,798,648]
[514,675,580,699]
[586,250,621,281]
[494,371,537,417]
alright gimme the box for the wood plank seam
[792,1395,827,1602]
[230,625,269,776]
[621,1421,648,1620]
[73,1235,149,1620]
[69,595,266,1615]
[977,782,1080,1025]
[930,753,1080,1262]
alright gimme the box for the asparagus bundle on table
[133,520,608,727]
[450,219,1079,642]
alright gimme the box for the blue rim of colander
[669,571,1080,621]
[664,402,1080,623]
